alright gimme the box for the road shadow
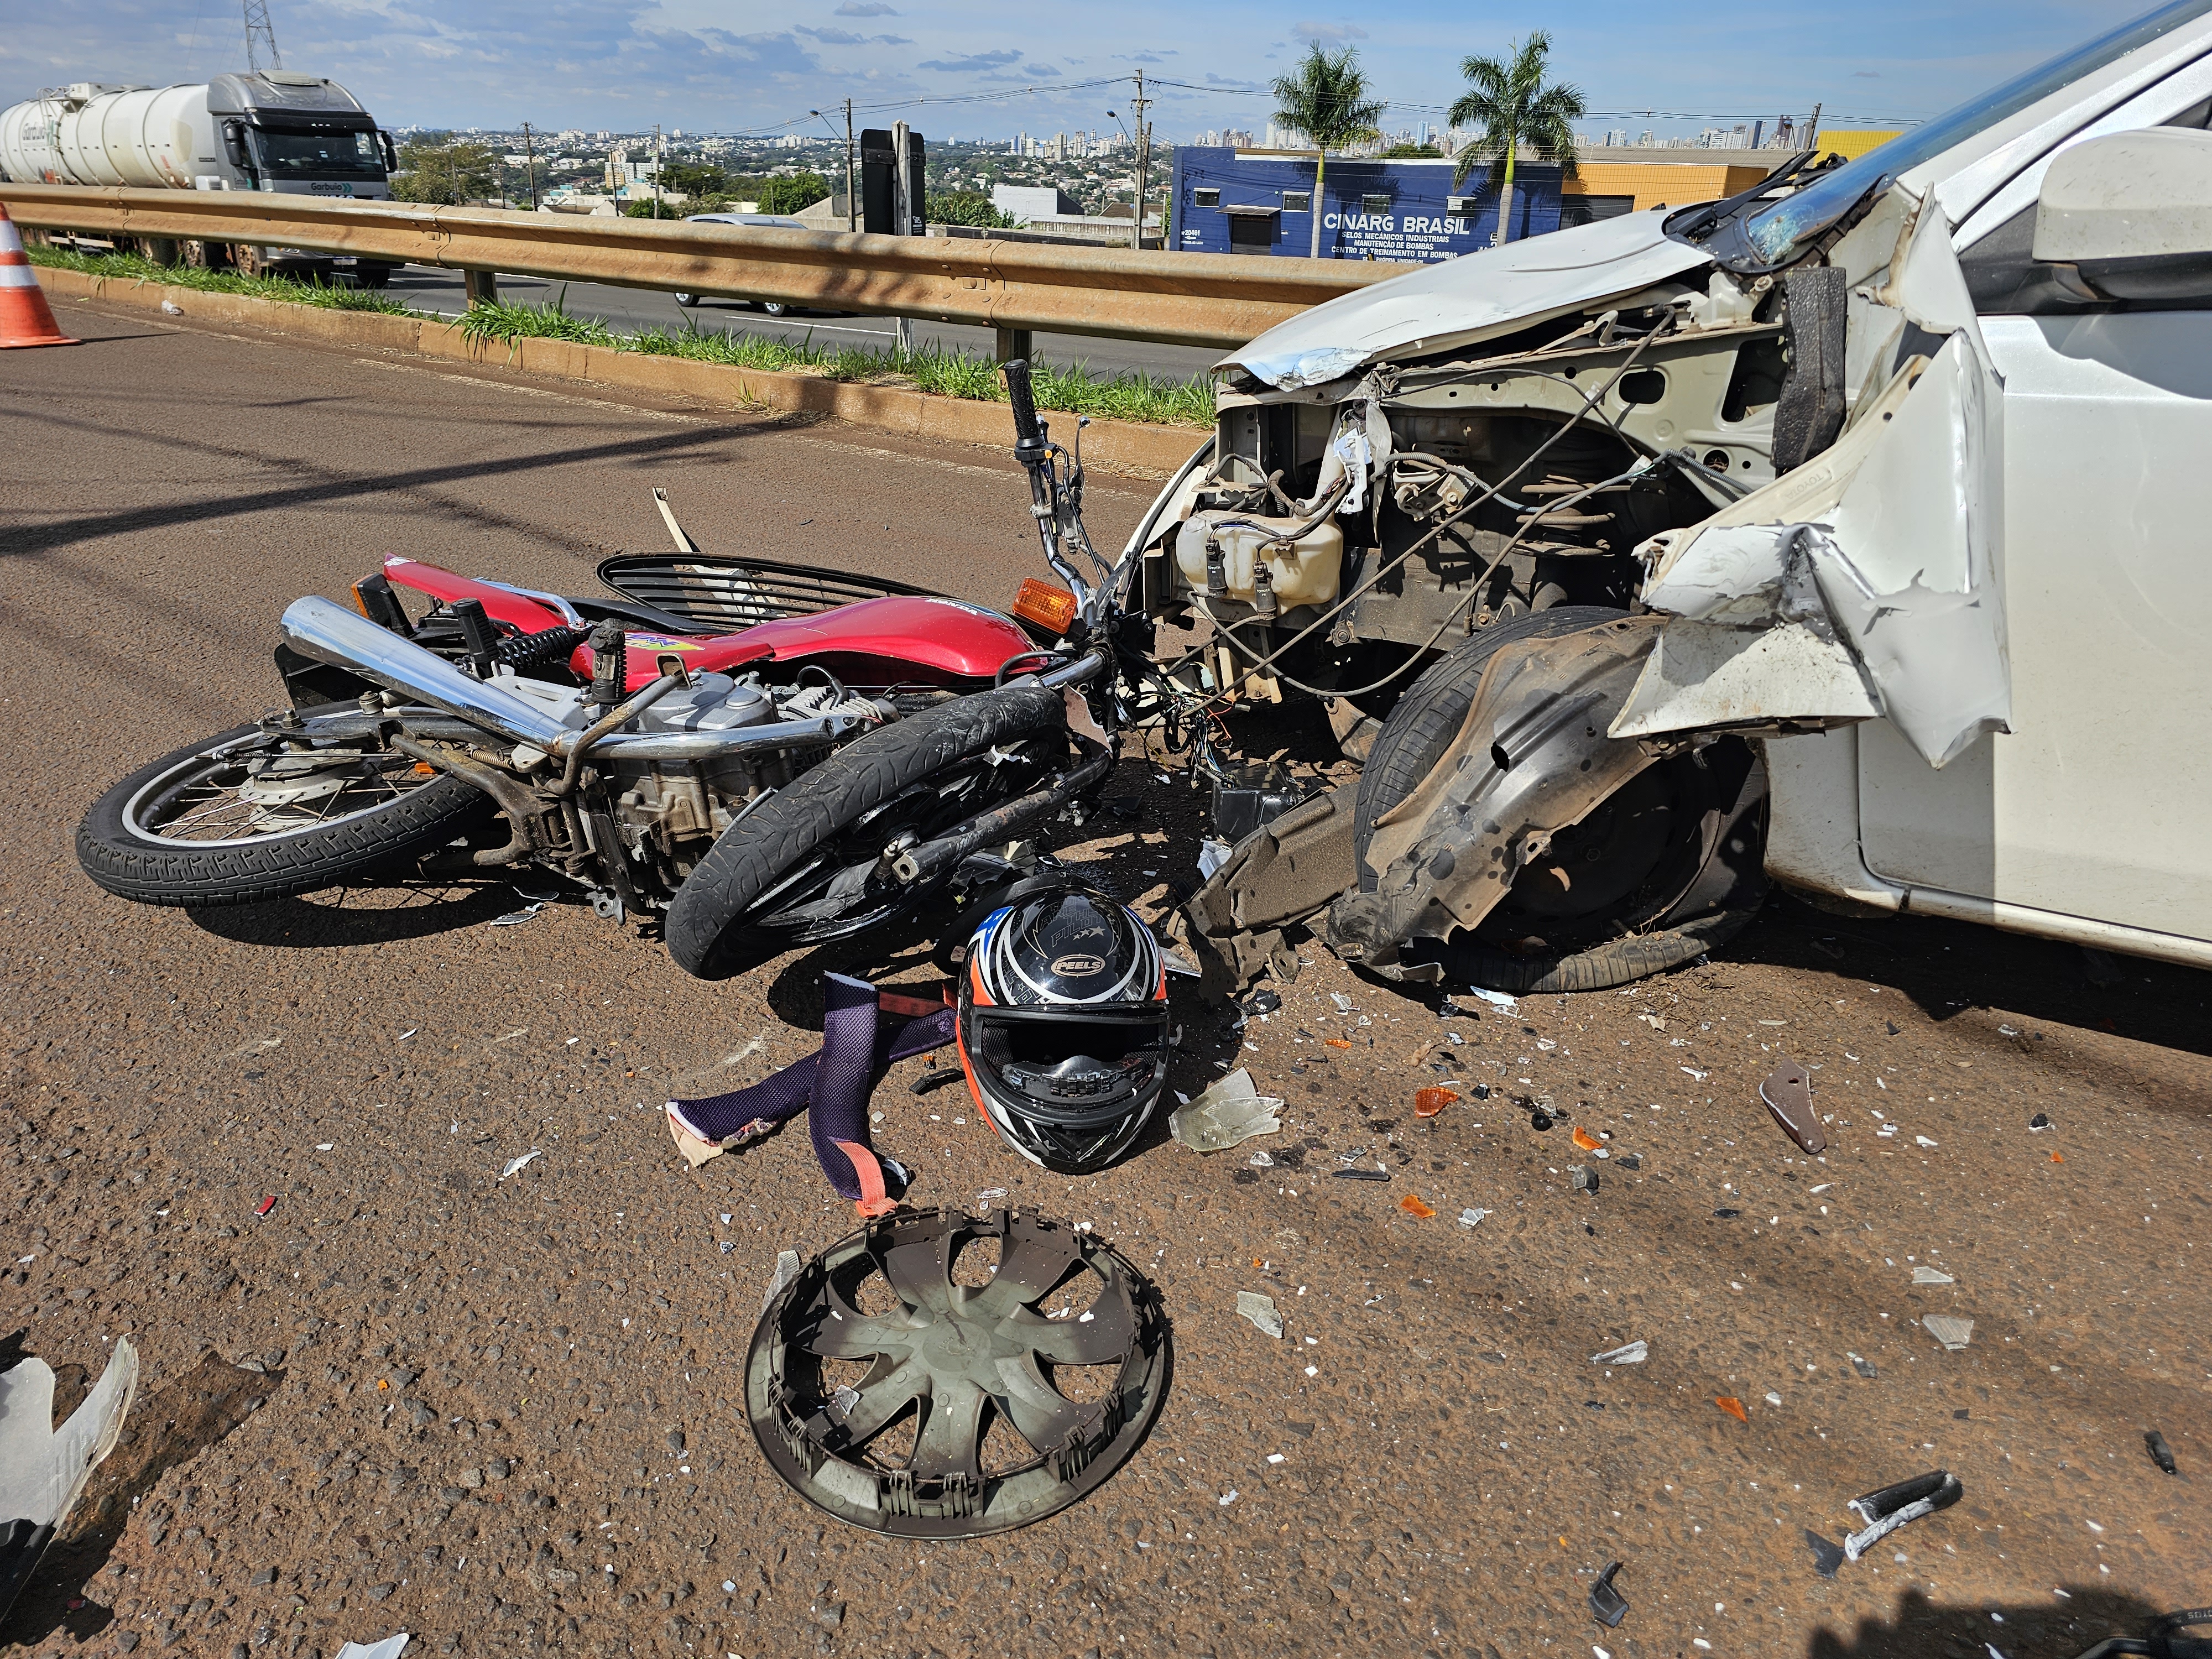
[187,877,545,948]
[1803,1584,2181,1657]
[0,1348,287,1650]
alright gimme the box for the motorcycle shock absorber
[587,620,628,706]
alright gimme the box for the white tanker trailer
[0,70,401,284]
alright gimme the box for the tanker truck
[0,70,403,285]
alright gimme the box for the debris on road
[2146,1430,2178,1475]
[2030,1112,2054,1131]
[763,1249,804,1312]
[1588,1559,1629,1628]
[1841,1470,1963,1562]
[1591,1340,1647,1366]
[1332,1167,1390,1182]
[1804,1530,1848,1578]
[489,901,547,927]
[1458,1207,1491,1228]
[1398,1194,1436,1218]
[1243,988,1282,1017]
[1923,1316,1975,1351]
[1758,1057,1825,1155]
[1572,1126,1602,1151]
[1414,1087,1458,1119]
[1462,988,1518,1013]
[1569,1165,1599,1194]
[1170,1068,1284,1152]
[333,1636,410,1659]
[1912,1266,1955,1285]
[0,1338,139,1621]
[1237,1291,1285,1339]
[1716,1396,1749,1422]
[1197,838,1232,880]
[1848,1353,1878,1379]
[255,1194,278,1216]
[498,1150,542,1180]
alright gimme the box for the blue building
[1167,147,1563,261]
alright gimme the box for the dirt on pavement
[2,298,2208,1659]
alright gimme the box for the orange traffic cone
[0,204,79,349]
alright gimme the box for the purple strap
[670,974,954,1203]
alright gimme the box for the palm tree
[1270,43,1386,258]
[1448,32,1585,246]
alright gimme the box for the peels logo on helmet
[1049,953,1107,977]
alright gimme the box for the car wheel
[760,301,788,317]
[674,291,699,307]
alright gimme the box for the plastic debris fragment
[1759,1057,1825,1155]
[1414,1087,1459,1119]
[333,1639,411,1659]
[1162,948,1199,978]
[0,1338,139,1624]
[1168,1068,1284,1153]
[1590,1340,1647,1366]
[1842,1470,1963,1561]
[489,901,547,928]
[255,1195,278,1217]
[1915,1135,1939,1148]
[1463,988,1518,1011]
[1244,989,1282,1017]
[1398,1194,1436,1219]
[1324,1038,1352,1050]
[1330,993,1354,1013]
[761,1248,804,1312]
[1715,1396,1749,1422]
[1911,1266,1955,1285]
[2146,1430,2178,1475]
[1764,1391,1783,1407]
[1588,1560,1629,1628]
[1923,1316,1974,1351]
[1458,1208,1491,1228]
[1848,1353,1877,1379]
[1572,1126,1602,1152]
[1569,1165,1599,1194]
[498,1150,541,1181]
[1236,1292,1285,1339]
[1246,1150,1275,1168]
[1332,1168,1389,1182]
[1197,839,1232,879]
[2028,1112,2052,1131]
[1804,1530,1848,1578]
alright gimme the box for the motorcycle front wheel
[77,723,494,909]
[665,685,1070,979]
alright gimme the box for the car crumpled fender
[1325,615,1668,978]
[1612,184,2011,770]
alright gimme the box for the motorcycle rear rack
[597,553,946,633]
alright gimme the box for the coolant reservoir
[1172,509,1343,611]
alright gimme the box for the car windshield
[1719,0,2212,266]
[251,127,385,180]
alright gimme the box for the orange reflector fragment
[1414,1087,1459,1119]
[1572,1126,1601,1151]
[1715,1395,1747,1422]
[1012,577,1078,635]
[2052,1152,2064,1163]
[1399,1194,1436,1218]
[1324,1038,1352,1050]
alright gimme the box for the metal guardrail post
[993,327,1033,364]
[463,269,499,306]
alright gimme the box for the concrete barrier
[38,265,1208,478]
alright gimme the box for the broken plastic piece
[489,901,547,927]
[0,1338,139,1623]
[1842,1469,1963,1562]
[1324,1037,1352,1050]
[1572,1126,1601,1152]
[1332,1168,1389,1182]
[1398,1194,1436,1219]
[1458,1207,1491,1228]
[1168,1068,1284,1153]
[2029,1112,2052,1131]
[1414,1087,1458,1119]
[1236,1291,1285,1339]
[1848,1353,1877,1379]
[1244,989,1282,1017]
[1463,988,1517,1011]
[1716,1396,1749,1423]
[1197,838,1232,880]
[762,1248,804,1312]
[1759,1057,1825,1155]
[1912,1266,1955,1285]
[255,1194,278,1217]
[498,1150,541,1180]
[2145,1430,2178,1475]
[1569,1165,1599,1194]
[1923,1316,1974,1352]
[1588,1560,1629,1628]
[333,1639,411,1659]
[1590,1340,1647,1366]
[1330,993,1354,1013]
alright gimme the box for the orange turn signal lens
[1012,578,1078,635]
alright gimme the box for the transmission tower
[243,0,284,72]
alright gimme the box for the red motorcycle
[79,364,1186,977]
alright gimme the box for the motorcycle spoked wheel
[77,723,494,909]
[666,685,1070,980]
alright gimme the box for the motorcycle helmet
[956,880,1172,1174]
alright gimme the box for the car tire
[674,291,699,307]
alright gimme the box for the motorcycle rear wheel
[78,723,494,909]
[666,685,1069,979]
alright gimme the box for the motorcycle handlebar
[1005,358,1046,463]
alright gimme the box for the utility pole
[845,99,857,232]
[521,121,538,211]
[891,118,914,354]
[1807,102,1823,152]
[654,123,664,218]
[1129,70,1151,252]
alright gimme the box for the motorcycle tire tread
[666,684,1068,979]
[77,723,495,909]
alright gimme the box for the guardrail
[0,183,1418,349]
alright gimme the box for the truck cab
[199,71,399,280]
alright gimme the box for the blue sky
[2,0,2133,141]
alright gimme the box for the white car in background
[1171,0,2212,994]
[675,212,815,314]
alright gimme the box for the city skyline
[2,0,2130,142]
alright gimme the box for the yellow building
[1559,131,1903,219]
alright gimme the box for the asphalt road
[383,265,1227,383]
[3,294,2210,1659]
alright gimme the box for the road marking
[349,356,703,422]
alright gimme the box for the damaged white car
[1147,0,2212,994]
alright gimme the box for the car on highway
[1161,0,2212,998]
[675,212,839,315]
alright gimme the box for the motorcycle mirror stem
[1005,358,1093,611]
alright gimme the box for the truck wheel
[233,245,267,279]
[358,263,395,289]
[1353,608,1770,993]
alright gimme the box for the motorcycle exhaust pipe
[280,595,572,753]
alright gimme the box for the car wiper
[1664,149,1824,246]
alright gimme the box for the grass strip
[466,290,1216,428]
[25,245,414,314]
